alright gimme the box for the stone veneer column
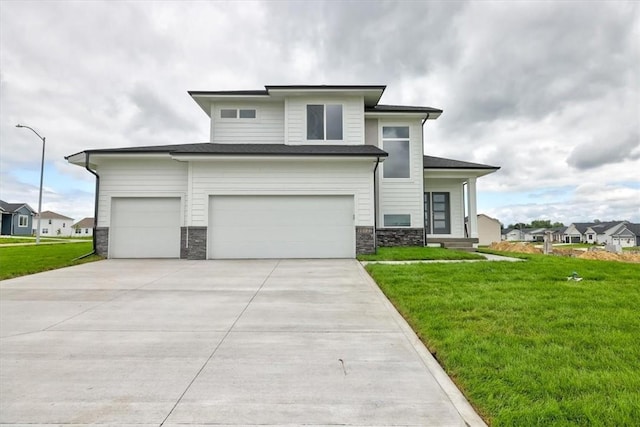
[180,227,207,260]
[355,226,375,255]
[94,227,109,257]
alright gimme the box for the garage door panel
[110,197,180,258]
[209,195,354,259]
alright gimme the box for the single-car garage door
[110,197,181,258]
[209,195,354,259]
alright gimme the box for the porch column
[467,177,478,238]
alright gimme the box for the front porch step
[442,242,477,252]
[427,238,478,252]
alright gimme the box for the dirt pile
[578,250,640,263]
[489,242,640,263]
[488,242,541,254]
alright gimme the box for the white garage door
[209,195,355,259]
[110,197,181,258]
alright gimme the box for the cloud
[0,0,638,223]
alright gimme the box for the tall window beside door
[424,192,450,234]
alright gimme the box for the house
[610,223,639,248]
[66,84,499,259]
[0,200,36,236]
[36,211,75,237]
[564,221,627,244]
[466,214,501,246]
[72,217,95,236]
[502,227,524,241]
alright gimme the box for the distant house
[72,217,94,236]
[565,221,628,244]
[502,227,524,241]
[36,211,75,237]
[0,200,36,236]
[468,214,501,245]
[611,223,640,248]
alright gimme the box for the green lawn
[0,237,64,244]
[365,253,640,426]
[357,246,484,261]
[0,242,102,280]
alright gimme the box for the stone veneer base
[355,226,375,255]
[181,227,207,260]
[376,228,424,247]
[94,227,109,257]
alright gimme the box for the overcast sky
[1,0,638,226]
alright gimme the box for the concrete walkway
[0,259,485,426]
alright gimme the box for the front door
[424,192,451,238]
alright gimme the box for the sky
[1,0,638,227]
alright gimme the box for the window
[220,108,256,119]
[42,228,49,234]
[18,215,28,227]
[48,219,52,224]
[383,126,410,178]
[85,228,89,234]
[424,192,450,234]
[307,104,343,140]
[384,214,411,227]
[75,228,82,234]
[63,223,66,228]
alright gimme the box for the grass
[623,246,640,252]
[0,237,61,244]
[365,253,640,426]
[357,246,484,261]
[0,242,102,280]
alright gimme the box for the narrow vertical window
[307,105,324,140]
[383,126,410,178]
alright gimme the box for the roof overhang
[189,85,388,115]
[424,168,498,179]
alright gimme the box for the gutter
[373,156,381,253]
[421,113,430,246]
[74,153,100,259]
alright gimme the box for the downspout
[421,113,430,246]
[373,156,381,253]
[75,152,99,259]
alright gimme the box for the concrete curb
[357,261,488,427]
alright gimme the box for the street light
[16,124,45,245]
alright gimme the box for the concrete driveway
[0,259,483,426]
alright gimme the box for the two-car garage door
[209,195,355,259]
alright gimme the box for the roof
[68,143,388,158]
[189,85,388,109]
[366,105,443,114]
[0,200,36,214]
[423,155,499,170]
[73,217,94,228]
[37,210,73,220]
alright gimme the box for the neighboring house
[564,221,627,244]
[72,217,95,236]
[36,211,75,237]
[611,223,639,248]
[0,200,36,236]
[502,227,524,241]
[563,223,591,243]
[66,84,499,259]
[467,214,501,246]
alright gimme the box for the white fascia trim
[365,111,441,120]
[424,168,497,179]
[171,154,386,163]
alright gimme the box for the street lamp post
[16,124,45,245]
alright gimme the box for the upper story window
[382,126,410,178]
[220,108,257,119]
[307,104,343,140]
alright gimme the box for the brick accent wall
[180,227,207,260]
[355,226,375,255]
[376,228,424,247]
[95,227,109,257]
